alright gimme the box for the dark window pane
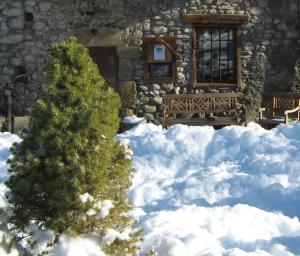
[200,30,211,49]
[195,27,236,84]
[212,51,219,70]
[204,50,211,61]
[197,68,205,82]
[221,51,228,60]
[204,69,211,82]
[212,40,219,50]
[228,41,235,59]
[228,69,234,82]
[220,30,228,40]
[221,41,228,50]
[220,60,228,69]
[228,30,233,40]
[212,30,219,41]
[213,69,219,80]
[149,63,172,77]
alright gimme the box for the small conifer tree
[6,37,141,255]
[290,60,300,93]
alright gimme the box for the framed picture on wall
[143,37,177,82]
[154,44,166,61]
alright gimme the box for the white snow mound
[117,122,300,256]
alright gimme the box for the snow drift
[1,122,300,255]
[117,122,300,255]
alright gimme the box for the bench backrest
[163,93,239,114]
[272,93,300,112]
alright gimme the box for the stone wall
[0,0,298,122]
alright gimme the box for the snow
[79,193,95,203]
[52,235,106,256]
[1,122,300,255]
[122,115,146,125]
[102,228,132,246]
[96,200,114,219]
[117,122,300,256]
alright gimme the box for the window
[143,37,177,83]
[193,26,239,87]
[181,14,248,88]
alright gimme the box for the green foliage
[290,60,300,93]
[6,37,141,254]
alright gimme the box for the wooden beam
[193,82,239,88]
[162,92,239,100]
[182,14,249,24]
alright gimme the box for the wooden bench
[259,93,300,128]
[162,93,239,127]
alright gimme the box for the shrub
[6,37,141,255]
[290,60,300,93]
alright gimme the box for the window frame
[143,37,177,83]
[192,24,241,88]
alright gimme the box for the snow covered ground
[117,122,300,256]
[1,122,300,255]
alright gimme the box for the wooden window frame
[182,14,248,25]
[143,37,177,83]
[192,24,241,88]
[182,14,247,88]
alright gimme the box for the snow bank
[117,122,300,255]
[1,122,300,256]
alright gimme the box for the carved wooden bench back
[162,93,239,127]
[259,93,300,128]
[163,93,239,114]
[272,93,300,113]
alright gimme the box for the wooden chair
[259,93,300,128]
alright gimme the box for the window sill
[146,77,176,83]
[193,83,239,88]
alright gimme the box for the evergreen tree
[290,60,300,93]
[6,37,141,255]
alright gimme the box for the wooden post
[5,89,13,133]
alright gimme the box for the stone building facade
[0,0,299,123]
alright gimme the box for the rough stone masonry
[0,0,299,123]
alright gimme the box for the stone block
[3,8,23,17]
[33,22,46,30]
[24,55,35,63]
[119,81,137,109]
[287,31,298,39]
[151,84,160,90]
[250,7,262,16]
[153,26,168,35]
[143,105,156,113]
[276,23,287,31]
[117,47,141,59]
[25,0,37,7]
[133,30,143,39]
[119,59,134,80]
[151,96,163,105]
[162,83,174,92]
[144,113,154,121]
[8,17,24,29]
[39,2,52,12]
[0,34,24,44]
[13,116,30,135]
